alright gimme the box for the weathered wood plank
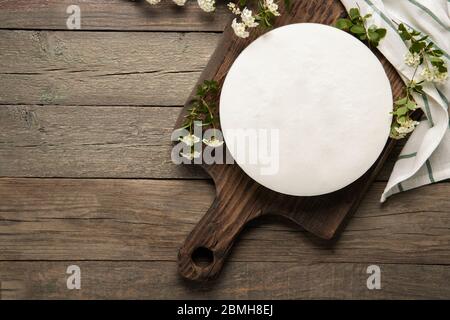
[0,105,206,178]
[0,0,229,32]
[1,261,449,299]
[0,105,402,179]
[0,178,449,264]
[0,30,219,106]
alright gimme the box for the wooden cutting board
[175,0,404,281]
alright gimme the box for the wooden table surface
[0,0,449,299]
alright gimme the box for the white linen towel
[339,0,450,202]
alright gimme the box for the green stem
[201,97,216,129]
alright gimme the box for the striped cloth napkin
[339,0,450,202]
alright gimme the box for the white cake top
[220,23,392,196]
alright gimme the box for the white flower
[178,134,200,146]
[392,133,405,139]
[420,66,448,83]
[404,52,421,67]
[173,0,187,6]
[395,119,420,135]
[432,66,448,84]
[265,0,280,16]
[232,18,249,38]
[434,71,448,83]
[420,67,434,82]
[198,0,215,12]
[180,150,201,160]
[227,2,241,15]
[203,137,224,147]
[146,0,161,4]
[241,8,259,28]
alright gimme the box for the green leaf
[425,42,434,50]
[413,85,424,95]
[395,97,408,105]
[429,56,444,65]
[417,35,429,42]
[350,25,366,34]
[438,65,447,73]
[431,49,444,57]
[398,23,407,32]
[406,100,417,110]
[376,28,387,39]
[396,106,408,116]
[368,25,377,32]
[398,23,412,40]
[399,32,411,41]
[349,8,360,20]
[368,30,379,41]
[336,18,353,30]
[410,41,426,53]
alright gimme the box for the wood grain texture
[176,0,406,281]
[0,105,403,179]
[0,30,219,106]
[1,261,450,299]
[0,105,205,178]
[1,178,449,265]
[0,0,229,31]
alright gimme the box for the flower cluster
[179,134,200,146]
[145,0,288,38]
[420,66,448,84]
[391,23,448,139]
[198,0,215,12]
[404,52,421,68]
[178,133,224,160]
[404,52,448,83]
[390,87,420,139]
[180,149,201,160]
[231,19,250,39]
[145,0,214,11]
[177,80,224,160]
[227,2,241,15]
[394,119,420,136]
[230,7,260,38]
[173,0,187,5]
[228,1,281,38]
[398,23,448,84]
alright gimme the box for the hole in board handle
[192,247,214,268]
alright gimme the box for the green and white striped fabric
[340,0,450,202]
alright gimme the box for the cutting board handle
[178,196,262,281]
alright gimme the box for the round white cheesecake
[220,23,392,196]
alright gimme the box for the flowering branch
[337,7,448,140]
[390,23,448,139]
[228,0,281,38]
[177,80,223,160]
[181,80,219,132]
[144,0,285,38]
